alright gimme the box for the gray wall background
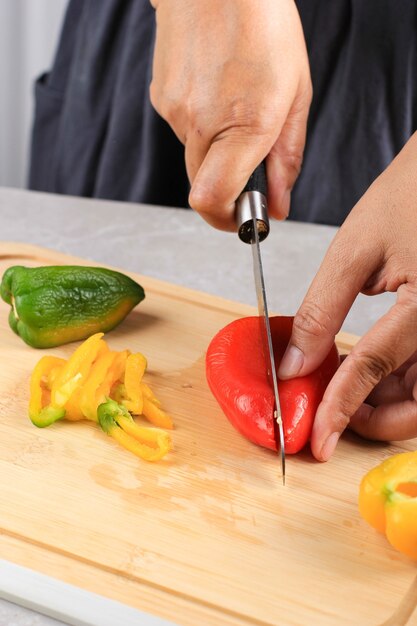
[0,0,67,189]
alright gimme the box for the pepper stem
[97,399,171,461]
[30,405,66,428]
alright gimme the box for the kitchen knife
[236,162,286,485]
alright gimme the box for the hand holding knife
[236,162,286,485]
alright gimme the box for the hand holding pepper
[278,132,417,460]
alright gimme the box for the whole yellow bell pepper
[359,451,417,560]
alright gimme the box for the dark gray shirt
[28,0,417,226]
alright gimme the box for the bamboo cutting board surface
[0,242,416,626]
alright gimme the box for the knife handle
[236,162,269,244]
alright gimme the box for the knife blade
[236,162,286,485]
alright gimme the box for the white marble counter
[0,187,395,625]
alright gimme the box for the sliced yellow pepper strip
[111,382,127,405]
[140,382,162,407]
[142,397,174,430]
[47,362,66,390]
[96,349,129,409]
[97,399,171,461]
[61,339,109,421]
[116,414,171,449]
[51,332,104,407]
[64,390,85,421]
[29,356,67,427]
[122,352,147,414]
[29,334,174,462]
[79,350,118,421]
[108,427,170,462]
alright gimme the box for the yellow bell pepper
[97,399,171,462]
[140,382,161,407]
[29,356,67,427]
[359,451,417,560]
[142,397,174,429]
[79,349,117,421]
[122,352,147,414]
[97,349,129,407]
[51,332,105,407]
[28,334,174,461]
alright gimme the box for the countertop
[0,187,395,626]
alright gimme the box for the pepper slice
[51,332,104,408]
[142,397,174,430]
[359,451,417,560]
[98,399,172,461]
[122,353,147,414]
[79,350,118,421]
[95,349,129,412]
[140,382,162,407]
[28,335,173,462]
[29,356,67,427]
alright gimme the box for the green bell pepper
[0,265,145,348]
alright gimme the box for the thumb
[187,133,273,231]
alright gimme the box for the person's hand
[149,0,311,230]
[277,132,417,460]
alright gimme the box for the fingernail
[278,345,304,378]
[320,432,340,462]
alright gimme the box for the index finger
[278,209,384,379]
[311,282,417,461]
[187,132,273,231]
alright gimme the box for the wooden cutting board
[0,242,416,626]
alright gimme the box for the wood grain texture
[0,242,416,626]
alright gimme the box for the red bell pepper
[206,316,339,454]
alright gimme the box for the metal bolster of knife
[236,162,269,244]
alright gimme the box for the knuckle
[223,98,276,136]
[283,152,303,185]
[348,350,396,389]
[320,399,350,432]
[400,280,417,305]
[149,86,174,122]
[149,82,184,127]
[304,78,313,105]
[162,99,181,126]
[293,303,334,341]
[332,413,351,432]
[149,81,159,112]
[333,393,358,426]
[189,185,218,215]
